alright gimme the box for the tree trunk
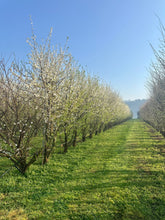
[42,123,49,164]
[64,132,68,153]
[98,125,102,133]
[82,135,86,142]
[43,144,48,164]
[89,132,93,138]
[72,130,77,147]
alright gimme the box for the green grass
[0,119,165,219]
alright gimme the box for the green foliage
[0,120,165,219]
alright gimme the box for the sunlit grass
[0,120,165,219]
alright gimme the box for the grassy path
[0,120,165,219]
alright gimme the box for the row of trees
[139,22,165,136]
[0,29,131,174]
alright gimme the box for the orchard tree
[139,21,165,135]
[0,22,132,175]
[0,60,43,174]
[26,28,73,163]
[57,63,81,152]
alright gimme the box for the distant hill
[125,99,147,119]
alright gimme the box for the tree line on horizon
[0,27,131,175]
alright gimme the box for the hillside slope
[125,99,147,118]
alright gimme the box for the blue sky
[1,0,165,100]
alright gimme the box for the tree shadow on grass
[65,169,165,219]
[67,169,164,192]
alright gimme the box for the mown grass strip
[0,120,165,219]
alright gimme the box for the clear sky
[1,0,165,100]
